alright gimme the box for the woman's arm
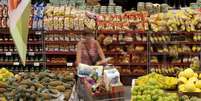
[96,41,106,65]
[76,42,82,66]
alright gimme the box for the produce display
[149,9,201,32]
[0,71,74,100]
[0,68,14,81]
[178,68,201,92]
[131,73,179,101]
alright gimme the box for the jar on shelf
[161,3,169,13]
[137,2,145,12]
[145,2,153,15]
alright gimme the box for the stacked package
[32,2,45,30]
[43,4,96,31]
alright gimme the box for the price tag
[35,31,42,35]
[28,52,35,56]
[66,63,73,67]
[132,79,136,86]
[5,52,12,56]
[120,41,126,45]
[13,62,19,66]
[34,62,40,66]
[119,31,125,34]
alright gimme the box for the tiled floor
[124,86,131,101]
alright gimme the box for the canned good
[145,2,153,15]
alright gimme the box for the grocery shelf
[45,41,78,44]
[0,52,44,55]
[0,61,44,65]
[105,51,147,55]
[113,63,147,66]
[97,30,146,34]
[46,62,67,66]
[45,51,76,55]
[107,41,147,45]
[151,31,201,35]
[0,28,44,35]
[150,41,201,45]
[150,52,201,56]
[43,30,84,34]
[150,62,191,66]
[0,41,43,45]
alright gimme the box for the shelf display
[131,73,179,101]
[0,3,8,28]
[149,9,201,32]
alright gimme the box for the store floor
[124,86,131,101]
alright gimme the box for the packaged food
[2,17,7,28]
[137,2,145,12]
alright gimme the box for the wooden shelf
[0,61,44,65]
[97,30,146,34]
[151,31,201,35]
[45,41,78,45]
[45,51,76,55]
[151,41,201,45]
[0,52,43,55]
[112,63,147,66]
[150,62,191,66]
[46,62,67,66]
[105,41,147,45]
[150,52,201,55]
[0,41,42,45]
[120,73,145,77]
[44,30,84,34]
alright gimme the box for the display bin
[81,78,125,101]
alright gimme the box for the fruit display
[0,68,14,81]
[180,95,201,101]
[149,9,201,32]
[131,73,179,101]
[97,11,149,31]
[131,85,179,101]
[0,71,74,100]
[135,72,178,89]
[178,68,201,92]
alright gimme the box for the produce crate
[81,78,125,101]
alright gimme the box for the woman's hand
[96,60,107,65]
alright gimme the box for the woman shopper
[75,29,106,100]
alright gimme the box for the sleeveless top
[80,40,99,65]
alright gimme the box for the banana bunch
[0,68,14,81]
[149,9,201,32]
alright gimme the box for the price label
[28,52,35,56]
[132,79,136,86]
[66,63,73,67]
[35,31,42,35]
[119,31,125,34]
[5,52,12,56]
[13,62,19,66]
[120,42,126,45]
[34,62,40,66]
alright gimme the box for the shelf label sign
[5,52,12,56]
[35,31,42,35]
[28,52,35,56]
[67,63,73,67]
[13,62,20,66]
[34,62,40,66]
